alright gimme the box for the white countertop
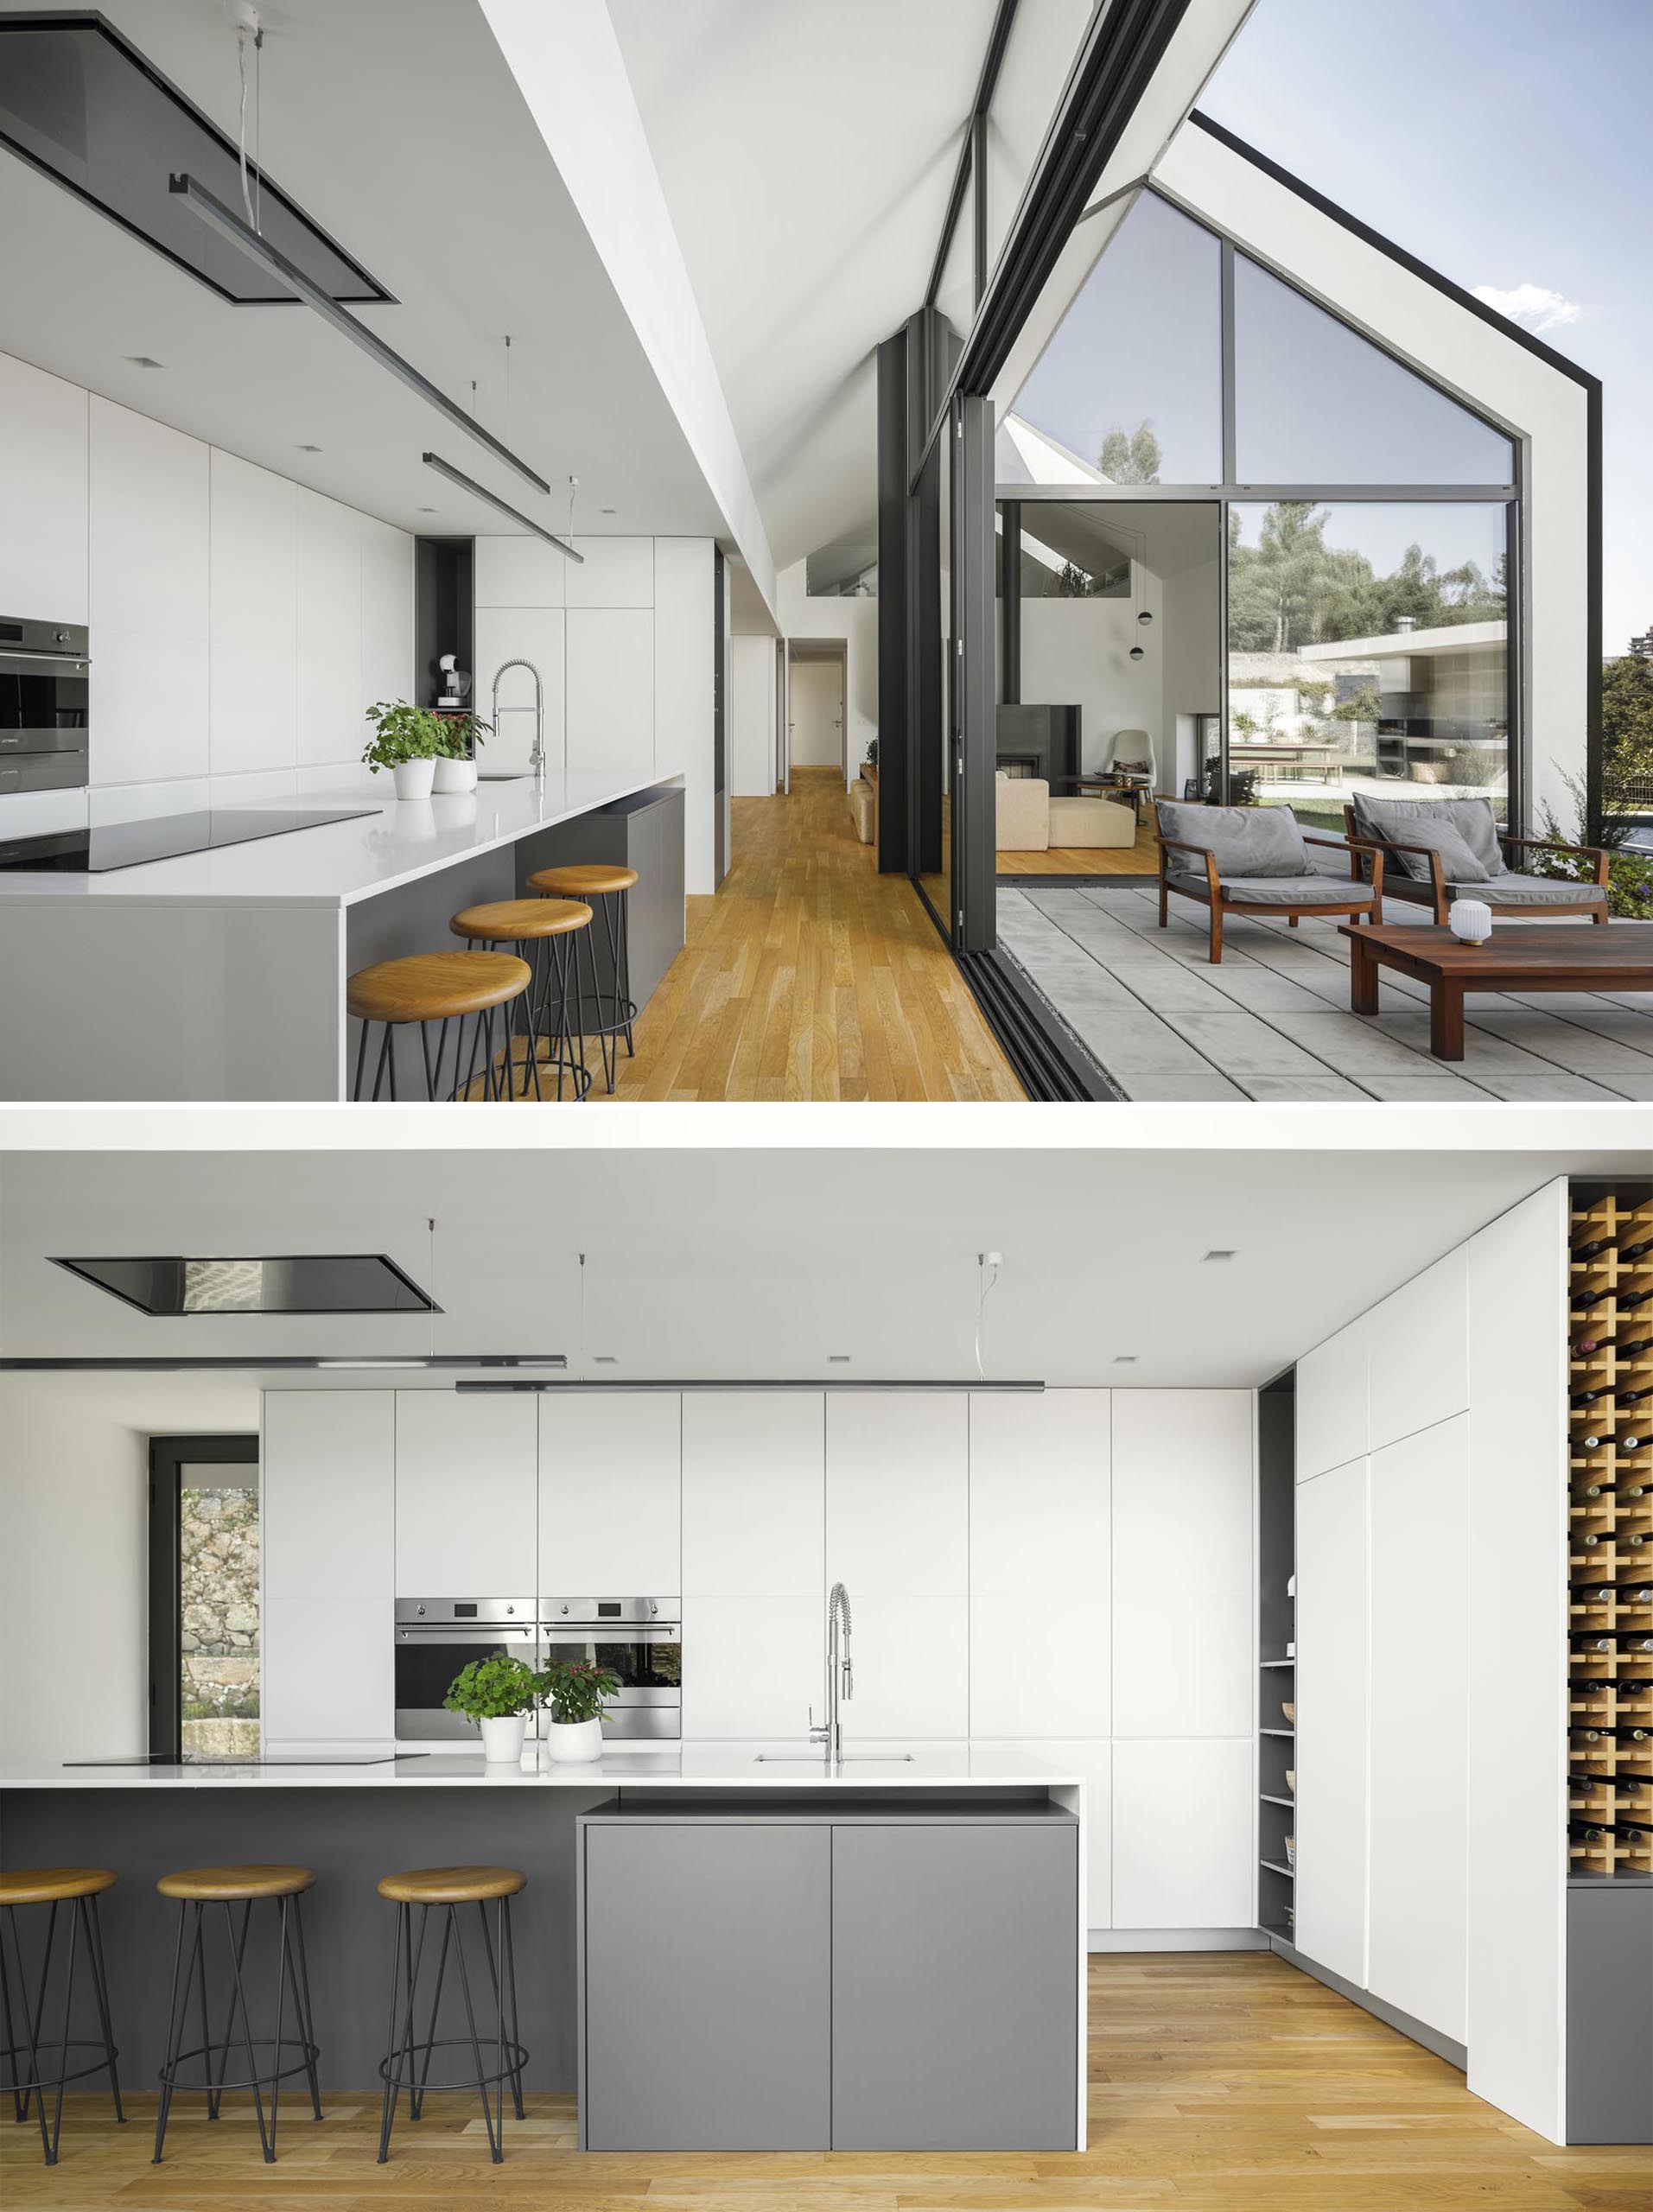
[1,1744,1084,1792]
[0,771,677,910]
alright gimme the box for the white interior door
[788,655,843,772]
[1295,1457,1370,1986]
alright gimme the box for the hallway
[594,767,1022,1101]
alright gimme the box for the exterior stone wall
[180,1484,260,1759]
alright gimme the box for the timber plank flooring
[471,766,1020,1102]
[1000,821,1162,876]
[9,1954,1650,2208]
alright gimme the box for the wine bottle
[1624,1484,1649,1498]
[1570,1821,1608,1840]
[1619,1387,1653,1407]
[1624,1530,1650,1548]
[1622,1290,1653,1313]
[1619,1236,1653,1263]
[1617,1336,1653,1357]
[1573,1291,1612,1313]
[1573,1236,1615,1262]
[1574,1530,1605,1548]
[1618,1439,1644,1456]
[1575,1585,1616,1602]
[1575,1438,1606,1453]
[1574,1483,1605,1500]
[1618,1586,1653,1605]
[1573,1387,1611,1407]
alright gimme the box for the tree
[1098,421,1161,484]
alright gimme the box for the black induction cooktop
[63,1752,428,1767]
[0,806,376,874]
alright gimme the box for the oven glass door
[0,653,89,739]
[395,1630,540,1740]
[542,1629,681,1738]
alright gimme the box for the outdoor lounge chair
[1343,795,1610,925]
[1155,799,1382,964]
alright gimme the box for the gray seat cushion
[1157,800,1312,878]
[1349,793,1505,879]
[1466,870,1608,908]
[1167,868,1372,908]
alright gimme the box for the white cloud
[1472,282,1583,334]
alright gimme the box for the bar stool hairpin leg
[0,1871,124,2167]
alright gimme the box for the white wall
[730,634,777,796]
[474,531,716,890]
[776,560,878,770]
[1293,1187,1568,2139]
[0,1370,261,1768]
[0,347,414,838]
[1020,586,1166,777]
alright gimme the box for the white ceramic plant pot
[432,755,476,795]
[391,758,436,801]
[544,1717,603,1764]
[480,1712,528,1764]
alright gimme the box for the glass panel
[1226,500,1510,832]
[919,426,953,925]
[1234,257,1515,486]
[180,1465,260,1762]
[1006,192,1223,487]
[982,0,1097,283]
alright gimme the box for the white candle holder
[1449,898,1493,946]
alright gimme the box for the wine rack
[1567,1186,1653,1881]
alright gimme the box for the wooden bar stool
[346,950,532,1102]
[152,1865,321,2165]
[375,1865,526,2165]
[527,864,639,1092]
[449,899,594,1103]
[0,1867,123,2166]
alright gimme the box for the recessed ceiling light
[1202,1249,1236,1263]
[593,1354,618,1365]
[601,506,616,515]
[829,1354,852,1363]
[416,505,436,512]
[296,443,323,453]
[1112,1354,1138,1364]
[125,354,164,368]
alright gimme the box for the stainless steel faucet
[491,658,545,783]
[809,1581,853,1763]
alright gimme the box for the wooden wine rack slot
[1566,1182,1653,1882]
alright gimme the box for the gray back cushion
[1155,801,1311,878]
[1350,793,1504,877]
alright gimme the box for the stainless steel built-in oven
[540,1598,681,1741]
[394,1598,537,1741]
[0,616,89,796]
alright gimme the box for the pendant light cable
[975,1250,1001,1383]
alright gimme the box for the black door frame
[148,1433,258,1761]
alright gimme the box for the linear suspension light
[455,1377,1045,1394]
[422,453,583,563]
[168,171,551,497]
[0,1356,568,1373]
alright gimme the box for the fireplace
[997,703,1079,785]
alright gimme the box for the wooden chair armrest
[1156,836,1218,896]
[1500,831,1612,886]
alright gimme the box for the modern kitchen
[2,1126,1650,2181]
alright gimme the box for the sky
[1199,0,1653,653]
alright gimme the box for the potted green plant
[538,1656,619,1764]
[431,711,493,797]
[362,701,456,801]
[442,1649,543,1764]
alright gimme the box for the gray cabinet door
[830,1822,1078,2150]
[582,1821,830,2151]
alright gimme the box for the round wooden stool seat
[528,863,637,899]
[346,950,531,1025]
[377,1865,527,1906]
[156,1864,316,1903]
[1,1866,116,1907]
[450,898,592,943]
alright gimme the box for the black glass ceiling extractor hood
[51,1253,439,1317]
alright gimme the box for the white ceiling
[1,1135,1641,1388]
[607,0,1001,570]
[0,0,725,541]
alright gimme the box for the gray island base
[2,1762,1085,2153]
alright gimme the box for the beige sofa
[995,773,1135,853]
[849,777,875,843]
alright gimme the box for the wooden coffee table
[1338,921,1653,1061]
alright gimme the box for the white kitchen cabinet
[1364,1249,1468,1454]
[841,1596,967,1740]
[1368,1414,1467,2042]
[826,1392,968,1597]
[539,1393,680,1595]
[970,1391,1109,1740]
[566,609,653,783]
[294,486,363,771]
[566,537,653,607]
[474,532,568,608]
[1111,1738,1253,1929]
[0,351,87,622]
[652,537,713,779]
[394,1391,537,1597]
[1296,1322,1367,1482]
[1110,1392,1252,1738]
[262,1391,394,1745]
[473,607,566,774]
[208,450,296,779]
[682,1394,823,1597]
[359,518,415,713]
[681,1596,822,1740]
[1295,1457,1369,1987]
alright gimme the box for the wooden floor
[9,1953,1649,2208]
[1000,821,1160,876]
[498,767,1022,1101]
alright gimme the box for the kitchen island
[1,1745,1086,2152]
[0,772,684,1100]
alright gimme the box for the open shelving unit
[1257,1369,1296,1943]
[1567,1183,1653,1884]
